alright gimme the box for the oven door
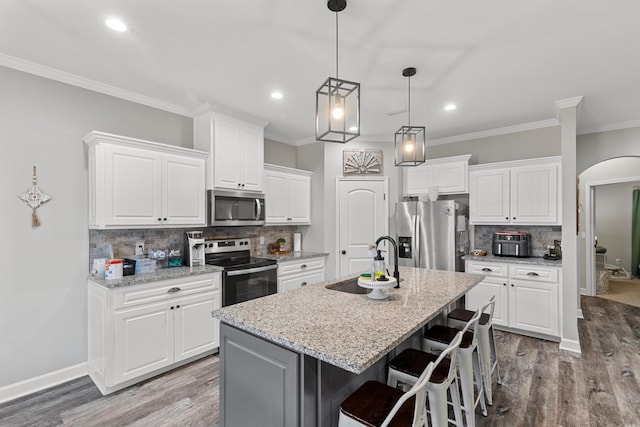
[223,264,277,306]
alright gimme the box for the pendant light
[394,67,426,166]
[315,0,360,143]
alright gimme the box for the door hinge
[384,193,386,200]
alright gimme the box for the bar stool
[447,295,501,405]
[423,309,487,427]
[386,331,464,427]
[338,361,435,426]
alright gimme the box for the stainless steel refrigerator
[396,200,467,272]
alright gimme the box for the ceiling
[2,1,640,146]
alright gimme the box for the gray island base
[213,266,484,426]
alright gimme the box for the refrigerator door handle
[413,214,420,268]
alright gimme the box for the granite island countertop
[212,266,484,374]
[260,251,330,262]
[88,265,223,288]
[462,253,562,267]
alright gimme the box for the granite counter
[88,265,223,288]
[260,251,329,262]
[463,253,563,267]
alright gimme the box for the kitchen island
[212,266,484,426]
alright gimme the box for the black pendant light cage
[316,77,360,143]
[394,67,426,166]
[315,0,361,143]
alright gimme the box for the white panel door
[509,279,559,336]
[469,168,510,224]
[214,119,241,189]
[465,277,508,327]
[241,125,265,192]
[174,291,219,361]
[404,163,434,195]
[264,170,289,223]
[289,174,311,223]
[113,303,173,385]
[510,164,558,224]
[104,145,162,226]
[163,154,206,226]
[337,178,388,276]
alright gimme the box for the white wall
[595,181,640,272]
[0,65,192,389]
[578,127,640,173]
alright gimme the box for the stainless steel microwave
[208,189,265,226]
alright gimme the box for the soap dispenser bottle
[373,250,386,280]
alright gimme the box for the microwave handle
[255,198,262,220]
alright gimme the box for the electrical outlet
[259,236,265,245]
[135,241,145,255]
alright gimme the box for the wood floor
[1,295,639,426]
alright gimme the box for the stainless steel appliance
[207,189,266,226]
[396,200,467,272]
[491,231,531,257]
[184,231,205,267]
[204,238,277,306]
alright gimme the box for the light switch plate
[135,241,145,255]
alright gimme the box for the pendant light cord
[335,11,339,79]
[407,74,411,127]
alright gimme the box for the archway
[579,156,640,296]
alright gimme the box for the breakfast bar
[212,266,484,426]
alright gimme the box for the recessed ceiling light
[271,91,283,100]
[349,126,358,131]
[444,103,457,111]
[106,18,127,32]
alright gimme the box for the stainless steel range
[204,238,277,306]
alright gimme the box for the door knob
[341,250,346,255]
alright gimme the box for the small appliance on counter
[492,231,531,257]
[544,240,562,260]
[184,231,205,267]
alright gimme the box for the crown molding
[555,96,584,109]
[428,119,560,146]
[0,53,192,116]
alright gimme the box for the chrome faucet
[375,235,400,287]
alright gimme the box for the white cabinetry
[88,272,221,395]
[194,111,267,192]
[468,157,560,225]
[278,257,326,293]
[84,131,207,229]
[404,154,472,196]
[264,164,312,225]
[465,260,560,339]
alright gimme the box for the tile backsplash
[89,226,304,269]
[473,225,562,257]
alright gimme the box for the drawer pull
[526,272,540,277]
[300,264,307,269]
[167,287,182,293]
[481,268,493,272]
[301,281,308,286]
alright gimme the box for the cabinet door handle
[481,268,493,272]
[170,306,175,310]
[505,217,509,220]
[301,282,308,286]
[512,217,516,220]
[503,283,507,286]
[300,264,307,269]
[167,287,182,293]
[163,218,167,221]
[526,272,540,276]
[510,283,514,287]
[341,250,347,255]
[176,305,180,309]
[157,218,162,221]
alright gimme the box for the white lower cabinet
[465,260,560,339]
[88,272,221,395]
[277,257,326,293]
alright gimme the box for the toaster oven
[492,231,531,257]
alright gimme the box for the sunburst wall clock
[343,149,383,175]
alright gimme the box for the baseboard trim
[559,338,582,355]
[0,362,88,405]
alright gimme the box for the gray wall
[296,143,325,254]
[595,181,640,273]
[0,65,192,388]
[428,126,561,163]
[264,138,297,168]
[578,127,640,173]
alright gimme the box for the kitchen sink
[325,278,371,295]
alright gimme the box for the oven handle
[227,264,277,276]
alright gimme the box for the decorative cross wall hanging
[18,166,51,227]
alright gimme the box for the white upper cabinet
[264,164,312,225]
[84,131,207,229]
[193,110,266,192]
[469,156,561,225]
[404,154,472,196]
